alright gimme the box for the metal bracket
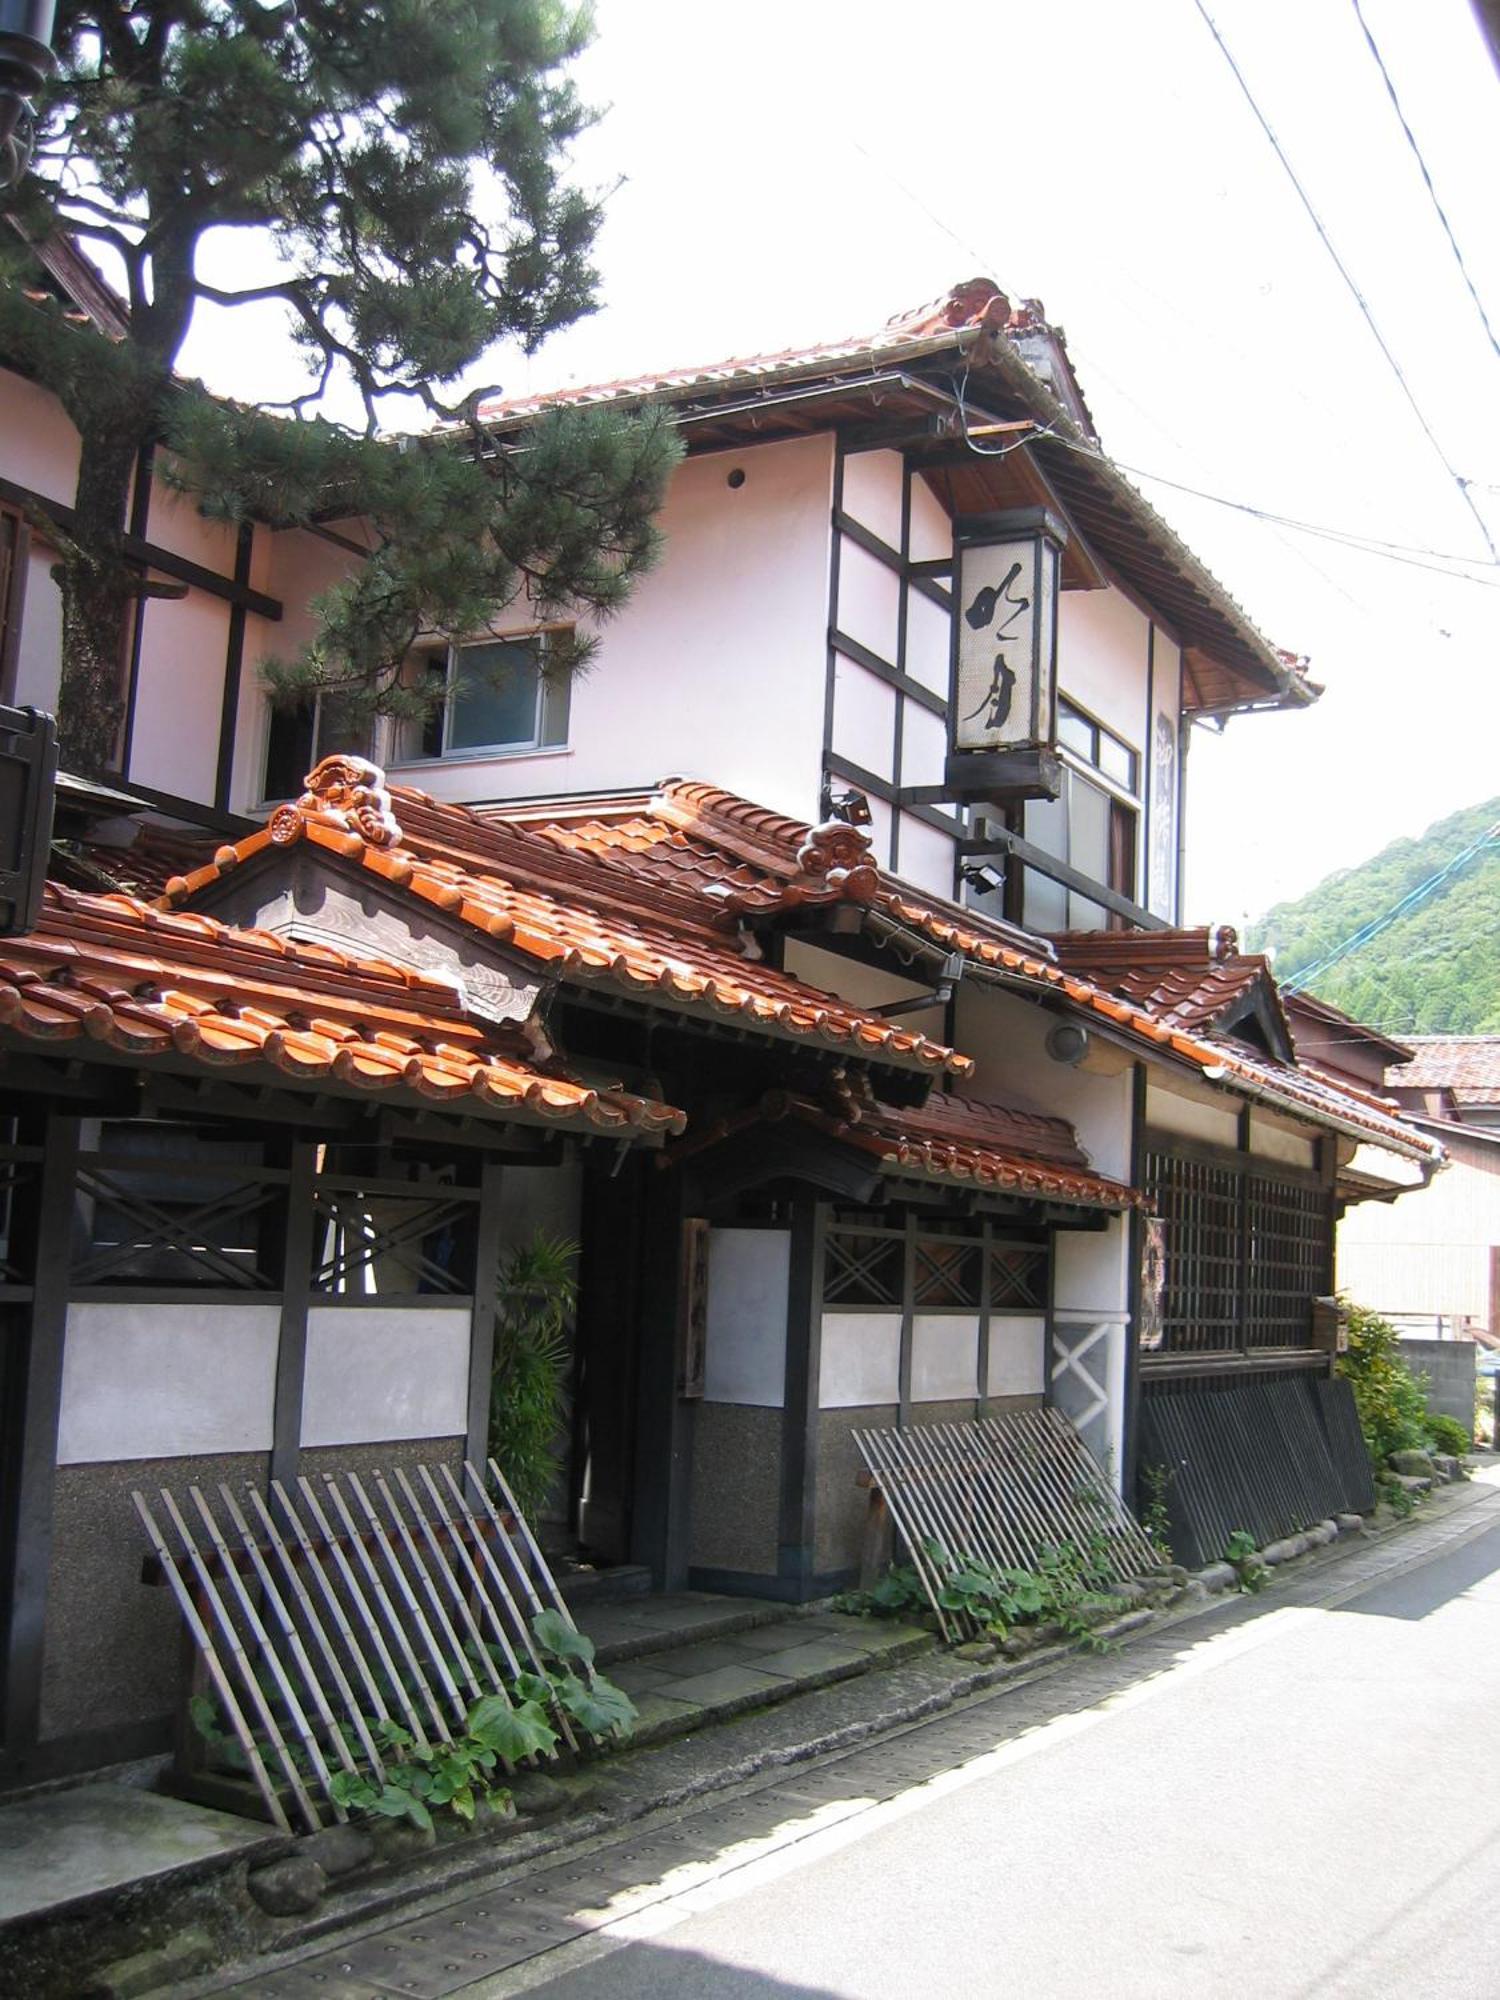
[866,949,965,1017]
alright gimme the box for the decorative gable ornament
[945,508,1068,803]
[268,755,403,850]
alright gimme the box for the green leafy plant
[1377,1473,1418,1519]
[489,1233,578,1518]
[1139,1462,1174,1564]
[1223,1529,1269,1593]
[1337,1302,1436,1466]
[838,1540,1116,1651]
[1426,1413,1471,1459]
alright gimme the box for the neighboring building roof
[1396,1036,1500,1106]
[1050,927,1292,1047]
[471,280,1313,719]
[0,883,684,1138]
[159,761,971,1082]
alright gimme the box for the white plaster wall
[2,370,80,502]
[1054,1214,1130,1319]
[300,1305,470,1446]
[911,1315,979,1401]
[238,525,359,809]
[145,474,242,571]
[1145,1080,1240,1150]
[904,589,951,697]
[907,475,952,564]
[1145,633,1182,921]
[1248,1113,1318,1169]
[840,450,904,551]
[900,699,947,789]
[836,539,901,666]
[703,1227,790,1407]
[11,544,62,710]
[832,656,897,780]
[953,984,1134,1180]
[390,435,833,824]
[57,1302,280,1462]
[988,1315,1047,1397]
[783,939,932,1014]
[896,814,958,900]
[128,588,229,803]
[1057,585,1151,747]
[820,1312,902,1408]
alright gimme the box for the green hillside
[1247,797,1500,1035]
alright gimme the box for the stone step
[556,1562,654,1609]
[577,1590,790,1668]
[604,1610,934,1749]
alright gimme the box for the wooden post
[2,1108,82,1755]
[465,1162,505,1472]
[778,1196,826,1596]
[270,1140,318,1494]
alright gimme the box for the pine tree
[0,2,679,775]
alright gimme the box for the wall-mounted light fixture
[0,0,55,190]
[820,785,872,828]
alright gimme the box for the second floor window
[1023,699,1139,931]
[397,632,571,763]
[263,688,371,803]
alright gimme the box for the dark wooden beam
[269,1139,318,1491]
[465,1162,505,1469]
[0,473,283,621]
[778,1196,826,1595]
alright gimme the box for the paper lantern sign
[951,509,1067,756]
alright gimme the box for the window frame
[396,627,572,766]
[260,687,373,805]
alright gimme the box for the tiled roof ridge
[475,279,1014,423]
[1050,925,1241,971]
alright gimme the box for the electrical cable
[1194,0,1499,566]
[1351,0,1500,366]
[1282,822,1500,992]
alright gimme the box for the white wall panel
[820,1312,902,1408]
[1145,1082,1240,1150]
[907,475,952,564]
[836,540,901,665]
[128,589,228,804]
[987,1315,1047,1398]
[301,1306,470,1446]
[832,656,897,781]
[703,1228,790,1407]
[901,699,947,787]
[904,589,952,696]
[911,1315,979,1401]
[896,814,957,900]
[58,1303,280,1462]
[1248,1115,1318,1169]
[840,449,905,550]
[1057,586,1150,744]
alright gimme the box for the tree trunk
[55,423,146,778]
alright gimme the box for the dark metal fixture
[0,0,55,189]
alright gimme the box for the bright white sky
[175,0,1500,931]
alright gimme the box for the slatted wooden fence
[136,1458,588,1835]
[853,1409,1162,1641]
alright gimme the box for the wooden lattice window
[990,1242,1048,1310]
[74,1123,282,1291]
[824,1225,903,1308]
[311,1170,476,1297]
[1144,1143,1331,1356]
[914,1239,982,1309]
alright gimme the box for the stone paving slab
[0,1783,283,1927]
[656,1663,788,1707]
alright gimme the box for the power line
[1282,822,1500,993]
[1194,0,1499,566]
[1351,0,1500,366]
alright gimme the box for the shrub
[1337,1302,1433,1465]
[1426,1412,1472,1459]
[489,1232,577,1518]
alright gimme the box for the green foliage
[1139,1462,1174,1564]
[488,1232,577,1519]
[1426,1413,1471,1459]
[837,1537,1117,1651]
[1377,1473,1418,1519]
[1248,797,1500,1032]
[3,2,683,768]
[1337,1301,1437,1465]
[1223,1529,1269,1593]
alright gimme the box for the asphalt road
[486,1498,1500,2000]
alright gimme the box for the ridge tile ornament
[269,755,403,850]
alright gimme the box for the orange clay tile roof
[159,775,970,1082]
[1050,928,1292,1044]
[490,780,1438,1162]
[0,885,684,1138]
[823,1086,1141,1212]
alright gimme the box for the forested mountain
[1247,798,1500,1035]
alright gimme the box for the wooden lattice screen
[853,1409,1162,1641]
[136,1459,590,1834]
